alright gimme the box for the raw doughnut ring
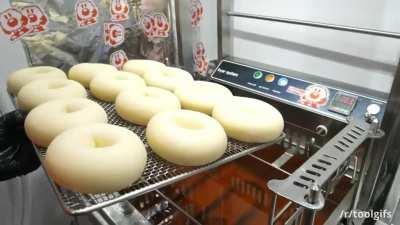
[146,110,227,166]
[7,66,67,95]
[212,97,284,143]
[123,59,166,77]
[90,71,146,102]
[116,87,181,125]
[45,123,147,194]
[17,79,87,111]
[174,81,233,115]
[69,63,117,88]
[144,67,194,91]
[25,98,108,147]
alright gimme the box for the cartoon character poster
[141,12,170,42]
[110,0,129,22]
[110,50,128,70]
[0,8,31,41]
[193,42,208,75]
[191,0,204,27]
[21,5,49,35]
[75,0,99,27]
[104,23,125,47]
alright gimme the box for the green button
[253,71,263,79]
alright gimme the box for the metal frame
[362,59,400,224]
[216,1,400,225]
[225,12,400,39]
[34,95,284,215]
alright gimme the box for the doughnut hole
[34,67,55,73]
[174,113,204,130]
[48,81,68,89]
[64,103,84,113]
[92,136,116,148]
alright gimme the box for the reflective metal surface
[226,12,400,40]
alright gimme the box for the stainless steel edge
[226,12,400,39]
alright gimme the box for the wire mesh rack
[34,95,285,215]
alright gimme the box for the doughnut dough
[7,66,67,95]
[174,81,233,115]
[212,97,284,143]
[25,98,108,147]
[45,123,147,194]
[90,71,146,102]
[69,63,117,88]
[146,110,227,166]
[144,67,194,91]
[123,59,166,77]
[17,79,87,111]
[116,87,181,125]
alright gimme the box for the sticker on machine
[0,8,31,41]
[110,0,130,22]
[286,86,305,96]
[21,5,49,35]
[299,84,330,109]
[190,0,204,27]
[193,42,209,75]
[104,23,125,47]
[110,50,128,70]
[75,0,99,27]
[141,12,170,42]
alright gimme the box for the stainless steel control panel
[211,60,386,123]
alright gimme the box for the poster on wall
[141,11,170,43]
[0,5,49,41]
[75,0,99,27]
[110,0,130,22]
[193,42,209,75]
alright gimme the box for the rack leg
[299,183,321,225]
[269,194,278,225]
[300,209,317,225]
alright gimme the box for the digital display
[328,92,358,116]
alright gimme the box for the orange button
[265,74,275,82]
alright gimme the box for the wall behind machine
[217,0,400,95]
[0,0,26,113]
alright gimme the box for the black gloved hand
[0,110,40,181]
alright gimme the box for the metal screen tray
[35,96,284,215]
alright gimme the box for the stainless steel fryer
[13,1,400,225]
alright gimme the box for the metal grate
[268,119,371,210]
[35,96,284,215]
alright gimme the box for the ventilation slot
[306,170,321,177]
[355,126,365,132]
[312,164,327,171]
[293,181,309,189]
[343,136,354,143]
[347,133,358,139]
[300,176,315,183]
[334,144,345,152]
[350,129,362,136]
[323,154,337,160]
[339,140,350,148]
[318,159,332,166]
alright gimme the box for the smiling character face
[1,8,26,32]
[300,85,330,108]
